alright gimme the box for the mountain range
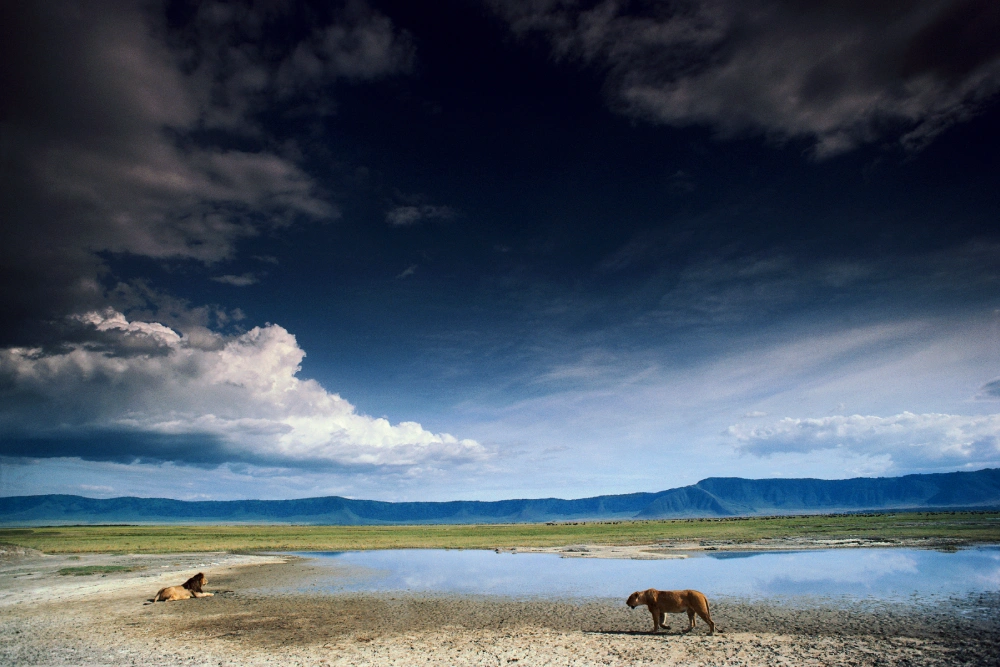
[1,468,998,525]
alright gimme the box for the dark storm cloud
[491,0,1000,156]
[275,1,415,89]
[0,0,410,345]
[179,0,414,125]
[0,431,233,467]
[1,429,458,471]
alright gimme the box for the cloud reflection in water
[296,547,1000,602]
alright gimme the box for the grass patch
[57,565,144,576]
[2,511,997,554]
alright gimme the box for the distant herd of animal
[148,573,716,634]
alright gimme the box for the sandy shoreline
[2,547,998,666]
[507,536,975,559]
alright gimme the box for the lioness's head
[626,591,642,608]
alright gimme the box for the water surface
[290,546,1000,603]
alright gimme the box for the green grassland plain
[1,511,998,554]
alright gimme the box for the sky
[1,0,1000,502]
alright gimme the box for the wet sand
[2,548,998,666]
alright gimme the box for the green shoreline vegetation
[1,511,997,554]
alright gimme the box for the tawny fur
[150,573,214,603]
[626,588,715,634]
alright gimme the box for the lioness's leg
[659,611,669,629]
[696,603,715,634]
[647,606,660,632]
[696,610,715,634]
[685,608,697,631]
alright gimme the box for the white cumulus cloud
[0,311,487,470]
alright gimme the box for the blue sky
[2,0,1000,501]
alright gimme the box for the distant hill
[1,468,998,525]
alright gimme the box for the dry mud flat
[1,553,998,666]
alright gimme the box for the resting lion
[149,573,214,603]
[626,588,715,634]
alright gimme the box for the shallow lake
[289,546,1000,603]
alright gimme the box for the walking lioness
[626,588,715,634]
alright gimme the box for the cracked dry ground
[2,563,998,666]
